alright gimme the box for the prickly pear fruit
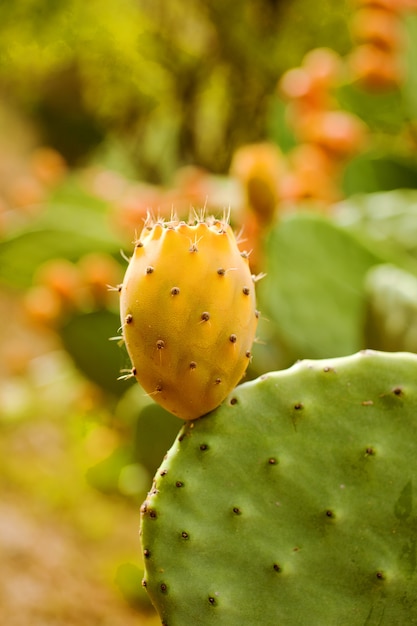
[119,215,258,420]
[141,350,417,625]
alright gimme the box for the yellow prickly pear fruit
[119,215,259,420]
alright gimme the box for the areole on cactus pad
[119,214,259,420]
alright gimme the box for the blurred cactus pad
[364,264,417,354]
[141,350,417,625]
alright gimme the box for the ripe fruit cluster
[24,253,122,327]
[0,147,66,236]
[348,0,410,90]
[278,48,367,205]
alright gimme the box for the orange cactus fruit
[354,0,403,14]
[348,43,404,89]
[31,147,67,186]
[78,252,122,307]
[119,214,259,420]
[296,109,368,158]
[279,49,342,111]
[281,143,342,204]
[34,258,81,308]
[351,6,404,51]
[230,142,283,225]
[302,47,343,92]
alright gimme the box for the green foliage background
[0,0,351,178]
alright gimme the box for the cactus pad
[119,215,258,420]
[364,264,417,353]
[141,350,417,624]
[256,213,380,366]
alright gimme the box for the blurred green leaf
[334,189,417,273]
[115,562,152,610]
[86,445,133,494]
[133,402,181,477]
[60,310,133,397]
[337,83,406,134]
[258,213,382,365]
[0,181,122,288]
[343,154,417,196]
[116,385,181,477]
[364,263,417,353]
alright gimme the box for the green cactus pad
[141,350,417,625]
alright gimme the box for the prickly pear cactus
[141,350,417,625]
[119,215,258,420]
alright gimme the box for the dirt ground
[0,293,160,625]
[0,497,157,626]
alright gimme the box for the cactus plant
[119,215,258,420]
[141,350,417,625]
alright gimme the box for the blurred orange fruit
[31,147,67,187]
[348,43,404,89]
[354,0,403,13]
[34,258,81,308]
[302,47,343,91]
[230,142,283,224]
[279,67,314,101]
[281,143,342,205]
[296,110,367,158]
[279,48,342,112]
[78,252,122,307]
[8,175,45,214]
[24,285,63,326]
[351,7,404,50]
